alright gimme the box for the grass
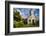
[13,20,39,28]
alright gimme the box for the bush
[13,21,16,28]
[13,24,16,28]
[35,21,39,27]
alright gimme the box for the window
[29,20,31,22]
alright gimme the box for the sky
[14,8,39,17]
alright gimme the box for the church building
[27,9,38,24]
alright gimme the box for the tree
[14,10,21,22]
[36,20,39,26]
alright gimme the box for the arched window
[32,19,35,25]
[29,19,31,22]
[32,20,34,23]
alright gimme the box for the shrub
[35,21,39,27]
[13,21,16,28]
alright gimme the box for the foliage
[35,21,39,27]
[14,21,25,28]
[13,20,39,28]
[13,10,21,22]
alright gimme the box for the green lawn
[13,21,39,28]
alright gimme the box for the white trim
[10,4,43,32]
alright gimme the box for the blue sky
[15,8,39,17]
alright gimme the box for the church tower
[31,9,35,16]
[28,9,36,24]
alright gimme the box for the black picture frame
[5,1,45,35]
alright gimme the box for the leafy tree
[13,10,21,22]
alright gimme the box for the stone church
[27,9,39,24]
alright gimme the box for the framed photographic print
[5,1,45,35]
